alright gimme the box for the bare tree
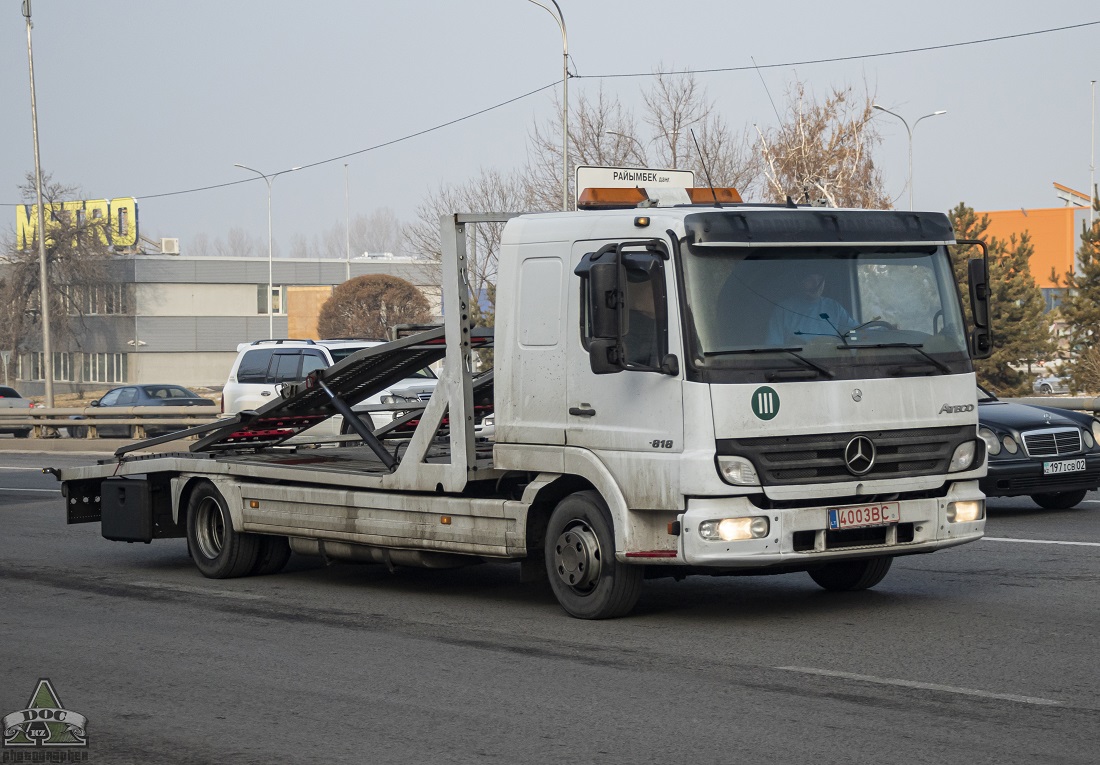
[316,274,431,340]
[404,167,533,325]
[0,174,118,359]
[756,82,890,208]
[526,73,759,207]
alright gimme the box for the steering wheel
[859,320,895,331]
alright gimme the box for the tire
[185,482,260,578]
[808,556,893,591]
[250,536,292,576]
[339,413,376,437]
[1031,490,1088,510]
[14,429,30,439]
[544,490,643,619]
[1040,384,1053,394]
[67,425,88,440]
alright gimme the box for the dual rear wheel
[186,482,289,578]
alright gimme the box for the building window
[1041,288,1066,314]
[18,352,75,382]
[83,353,128,384]
[60,283,132,315]
[257,285,286,315]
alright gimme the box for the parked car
[0,386,33,438]
[1033,375,1069,395]
[67,384,217,439]
[978,385,1100,509]
[222,339,437,437]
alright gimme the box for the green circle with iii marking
[751,386,780,420]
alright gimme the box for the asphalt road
[1,447,1098,764]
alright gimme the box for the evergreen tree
[947,203,1054,395]
[1052,193,1100,393]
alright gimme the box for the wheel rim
[194,496,225,560]
[553,520,602,593]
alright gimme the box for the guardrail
[0,406,223,439]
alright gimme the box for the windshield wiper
[839,342,952,375]
[704,346,834,378]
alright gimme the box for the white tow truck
[53,185,993,619]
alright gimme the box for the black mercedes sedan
[978,386,1100,509]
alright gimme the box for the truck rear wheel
[186,482,259,578]
[808,556,893,591]
[545,490,643,619]
[250,536,292,575]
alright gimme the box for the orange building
[979,183,1095,312]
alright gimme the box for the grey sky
[2,1,1097,256]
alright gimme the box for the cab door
[565,239,684,509]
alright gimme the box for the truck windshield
[679,244,972,383]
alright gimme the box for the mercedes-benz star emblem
[852,389,863,402]
[844,435,876,476]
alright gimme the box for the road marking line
[982,536,1100,547]
[0,487,60,494]
[777,666,1062,706]
[1080,500,1100,506]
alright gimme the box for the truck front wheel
[545,491,643,619]
[808,556,893,591]
[186,482,260,578]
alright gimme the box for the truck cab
[494,193,989,596]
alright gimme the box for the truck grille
[1022,428,1081,457]
[718,426,973,486]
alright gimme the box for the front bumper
[980,453,1100,498]
[679,481,984,568]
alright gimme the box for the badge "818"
[650,439,674,449]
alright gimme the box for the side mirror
[588,262,621,340]
[588,338,621,375]
[89,400,100,407]
[966,254,993,360]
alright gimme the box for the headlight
[699,516,769,541]
[380,395,398,405]
[1001,435,1019,454]
[1084,428,1096,449]
[978,426,1000,456]
[948,441,978,472]
[716,456,760,486]
[947,500,984,523]
[1092,419,1100,446]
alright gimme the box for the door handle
[569,406,596,417]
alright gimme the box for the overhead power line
[3,18,1097,207]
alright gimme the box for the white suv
[222,339,436,436]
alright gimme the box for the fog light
[948,441,978,472]
[716,456,760,486]
[947,500,983,523]
[699,516,769,541]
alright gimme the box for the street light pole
[527,0,568,210]
[872,104,947,211]
[23,0,53,407]
[234,163,301,337]
[344,163,351,281]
